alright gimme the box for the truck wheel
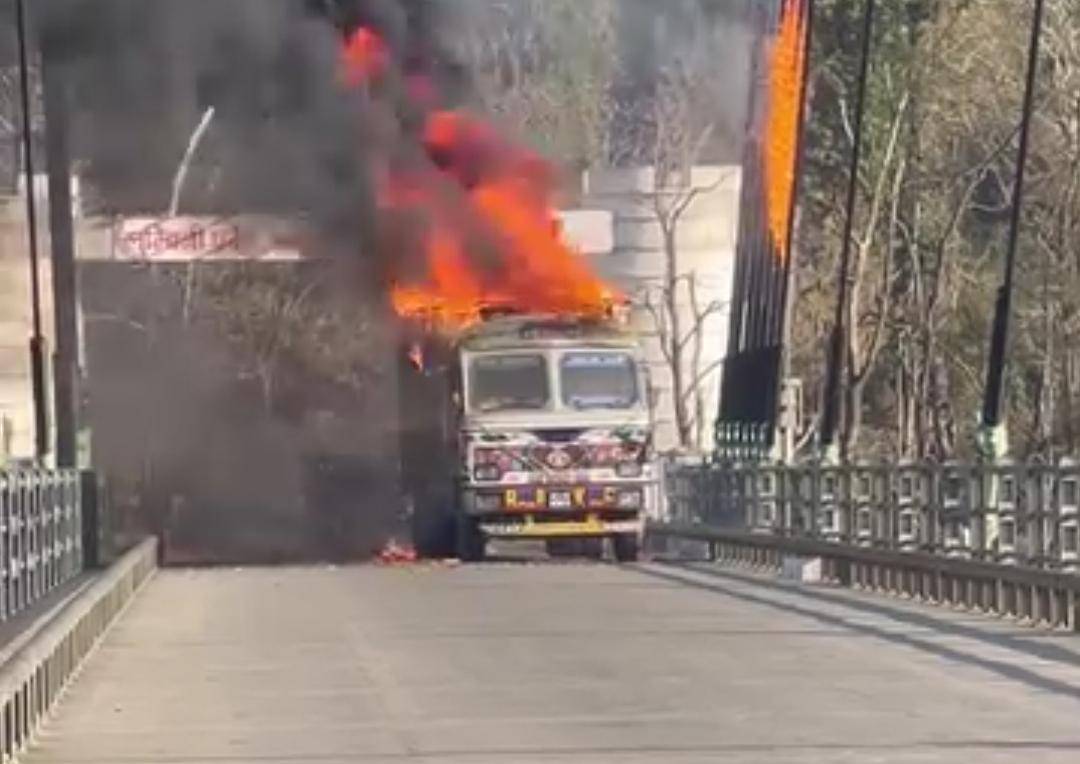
[457,517,487,562]
[612,533,641,563]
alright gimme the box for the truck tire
[456,516,486,562]
[579,537,604,560]
[411,491,456,559]
[612,533,641,563]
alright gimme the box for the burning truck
[330,24,656,559]
[380,109,660,563]
[398,306,657,562]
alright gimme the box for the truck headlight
[473,465,501,481]
[616,489,643,509]
[615,461,643,478]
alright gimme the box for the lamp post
[818,0,875,460]
[15,0,49,461]
[40,38,80,469]
[977,0,1045,461]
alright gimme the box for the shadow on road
[631,561,1080,705]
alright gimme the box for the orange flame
[387,150,616,330]
[407,342,424,371]
[342,27,389,86]
[763,0,809,262]
[376,539,417,564]
[339,32,619,333]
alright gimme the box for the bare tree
[637,170,732,451]
[619,49,735,451]
[793,0,1031,460]
[839,91,908,458]
[194,263,381,415]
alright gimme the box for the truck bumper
[477,515,644,539]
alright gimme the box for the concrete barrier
[780,555,824,584]
[0,537,157,759]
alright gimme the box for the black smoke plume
[36,0,464,230]
[29,0,471,563]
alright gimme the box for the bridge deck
[21,560,1080,763]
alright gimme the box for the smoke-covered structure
[26,0,762,560]
[53,0,620,562]
[43,0,473,562]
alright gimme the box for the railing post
[14,472,26,613]
[0,472,9,622]
[755,464,778,532]
[733,461,748,528]
[779,463,794,535]
[896,461,919,552]
[1058,458,1080,574]
[999,461,1019,565]
[79,471,99,570]
[747,461,759,528]
[851,461,875,548]
[1026,462,1053,568]
[940,461,971,559]
[819,460,841,542]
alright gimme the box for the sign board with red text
[98,211,610,263]
[107,216,309,262]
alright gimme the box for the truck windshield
[560,352,639,410]
[469,355,550,412]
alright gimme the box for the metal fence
[0,469,83,622]
[0,538,155,761]
[664,459,1080,570]
[655,458,1080,630]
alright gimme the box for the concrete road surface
[22,560,1080,763]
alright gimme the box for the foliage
[791,0,1080,461]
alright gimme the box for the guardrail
[0,537,157,760]
[0,469,84,622]
[664,459,1080,568]
[649,521,1080,630]
[656,458,1080,630]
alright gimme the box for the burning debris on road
[375,538,418,565]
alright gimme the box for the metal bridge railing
[0,469,83,622]
[656,458,1080,629]
[663,458,1080,570]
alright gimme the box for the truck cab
[399,313,657,562]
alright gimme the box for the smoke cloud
[39,0,453,562]
[32,0,760,562]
